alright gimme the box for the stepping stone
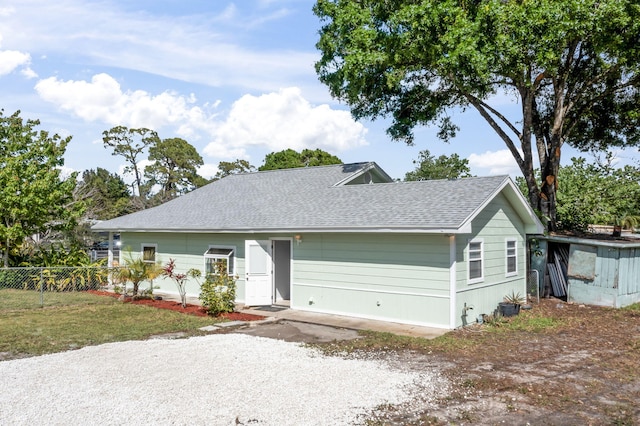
[216,321,247,328]
[199,325,221,332]
[149,331,187,340]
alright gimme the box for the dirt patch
[234,320,362,343]
[361,298,640,425]
[86,290,265,321]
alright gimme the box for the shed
[93,162,543,329]
[530,234,640,308]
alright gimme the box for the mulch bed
[86,290,265,321]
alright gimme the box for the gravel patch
[0,334,444,425]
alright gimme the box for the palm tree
[612,214,640,237]
[116,255,162,297]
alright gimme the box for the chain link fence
[528,269,540,304]
[0,266,117,308]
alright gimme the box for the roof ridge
[245,161,374,175]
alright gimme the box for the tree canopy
[144,137,207,205]
[314,0,640,230]
[404,150,472,181]
[102,127,208,209]
[0,110,82,267]
[74,167,132,221]
[213,159,257,181]
[517,154,640,232]
[102,126,159,206]
[259,148,342,171]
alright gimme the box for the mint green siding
[455,193,528,327]
[117,192,531,329]
[292,233,452,328]
[119,232,249,300]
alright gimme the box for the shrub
[161,259,201,308]
[199,268,236,317]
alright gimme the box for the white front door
[244,240,272,306]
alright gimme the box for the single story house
[92,162,543,329]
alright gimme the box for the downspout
[449,235,457,329]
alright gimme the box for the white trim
[505,238,518,277]
[332,162,393,186]
[270,237,293,304]
[93,226,466,234]
[108,232,115,266]
[456,177,544,235]
[295,282,450,299]
[467,239,484,284]
[204,244,236,276]
[449,235,457,329]
[141,243,157,263]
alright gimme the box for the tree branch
[464,93,525,170]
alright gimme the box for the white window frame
[468,239,484,284]
[141,244,157,263]
[505,238,518,277]
[204,245,235,276]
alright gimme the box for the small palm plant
[612,213,640,236]
[115,253,162,297]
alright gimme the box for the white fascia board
[104,226,467,234]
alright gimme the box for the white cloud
[0,48,33,76]
[0,7,15,17]
[203,87,368,160]
[0,0,318,94]
[34,73,219,133]
[198,163,219,180]
[468,149,522,176]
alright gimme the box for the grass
[316,302,571,358]
[0,289,218,357]
[483,311,563,333]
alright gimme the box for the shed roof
[92,162,543,234]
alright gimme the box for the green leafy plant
[199,261,236,316]
[162,258,201,308]
[612,214,640,230]
[114,252,162,297]
[503,291,525,305]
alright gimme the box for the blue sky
[1,0,637,183]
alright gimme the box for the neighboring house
[92,162,543,329]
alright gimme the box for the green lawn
[0,289,218,357]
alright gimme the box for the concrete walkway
[240,306,448,339]
[153,291,448,339]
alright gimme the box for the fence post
[40,267,44,307]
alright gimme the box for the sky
[0,0,637,183]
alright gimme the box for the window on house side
[204,247,235,276]
[468,240,483,282]
[142,245,156,263]
[506,240,517,276]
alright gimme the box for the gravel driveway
[0,334,444,425]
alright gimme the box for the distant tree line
[2,109,638,267]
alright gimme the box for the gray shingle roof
[92,162,532,234]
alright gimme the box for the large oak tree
[314,0,640,230]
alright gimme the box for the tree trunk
[2,245,7,268]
